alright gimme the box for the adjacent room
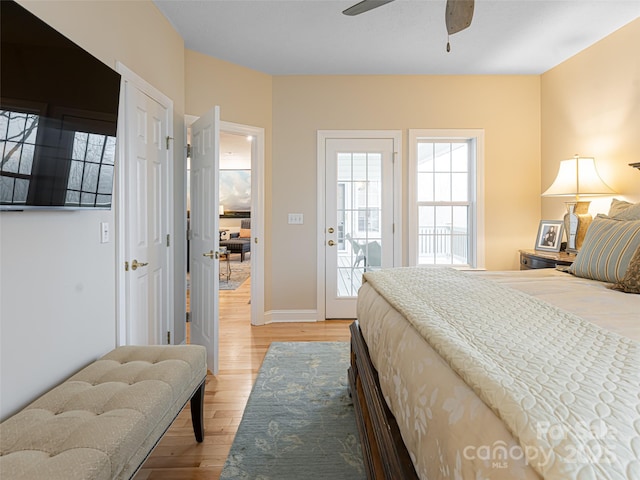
[1,1,639,479]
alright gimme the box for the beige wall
[1,0,186,420]
[541,18,640,221]
[270,75,541,310]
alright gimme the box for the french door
[190,106,220,375]
[320,133,400,319]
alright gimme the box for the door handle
[328,240,336,246]
[131,259,149,271]
[203,250,219,259]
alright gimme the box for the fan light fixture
[542,155,615,252]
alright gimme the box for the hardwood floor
[134,277,353,479]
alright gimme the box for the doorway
[317,131,402,320]
[186,116,265,328]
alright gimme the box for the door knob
[131,259,149,271]
[203,250,218,259]
[328,240,336,246]
[328,227,335,234]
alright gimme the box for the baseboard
[264,309,320,324]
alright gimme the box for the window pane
[352,153,367,181]
[14,178,29,203]
[2,143,21,172]
[82,162,100,192]
[0,176,14,202]
[434,144,451,172]
[417,143,434,173]
[98,165,114,194]
[337,153,352,181]
[104,137,116,165]
[68,160,84,190]
[417,172,433,202]
[19,143,34,174]
[86,134,105,163]
[73,132,88,160]
[451,143,468,172]
[80,192,96,206]
[434,172,451,201]
[451,173,468,201]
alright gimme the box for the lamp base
[563,201,592,253]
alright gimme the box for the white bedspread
[361,267,640,480]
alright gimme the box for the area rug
[220,342,365,480]
[219,258,251,290]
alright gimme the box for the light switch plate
[288,213,303,225]
[100,222,110,243]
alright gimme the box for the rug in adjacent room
[220,341,366,480]
[219,258,251,291]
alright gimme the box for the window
[409,130,484,268]
[65,132,116,207]
[0,109,39,204]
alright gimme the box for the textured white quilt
[362,267,640,480]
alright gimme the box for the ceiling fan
[342,0,475,51]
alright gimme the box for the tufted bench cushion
[0,345,207,480]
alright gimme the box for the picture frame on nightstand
[535,220,564,252]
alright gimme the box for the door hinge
[186,143,192,158]
[392,223,395,234]
[186,229,192,241]
[186,312,191,322]
[166,136,173,150]
[166,234,171,247]
[167,331,171,344]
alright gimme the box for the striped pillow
[568,215,640,283]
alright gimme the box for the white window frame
[408,129,485,269]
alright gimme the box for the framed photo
[535,220,564,252]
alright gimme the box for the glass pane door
[336,151,382,297]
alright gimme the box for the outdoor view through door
[324,136,395,319]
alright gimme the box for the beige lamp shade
[542,156,615,198]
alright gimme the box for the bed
[348,207,640,480]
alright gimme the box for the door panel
[125,85,169,345]
[190,106,220,375]
[325,138,394,319]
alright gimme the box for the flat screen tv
[1,0,121,210]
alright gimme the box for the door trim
[316,130,402,321]
[115,62,174,346]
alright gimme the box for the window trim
[408,129,485,269]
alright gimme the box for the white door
[124,84,170,344]
[190,106,220,374]
[324,138,395,318]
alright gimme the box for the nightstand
[519,249,577,270]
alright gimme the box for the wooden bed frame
[348,321,419,480]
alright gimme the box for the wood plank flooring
[134,277,353,479]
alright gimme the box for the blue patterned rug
[220,342,366,480]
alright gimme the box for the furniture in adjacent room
[219,246,231,282]
[519,249,577,270]
[219,218,251,261]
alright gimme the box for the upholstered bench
[0,345,207,480]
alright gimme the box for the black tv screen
[1,0,121,210]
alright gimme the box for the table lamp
[542,155,615,252]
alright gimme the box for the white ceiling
[154,0,639,75]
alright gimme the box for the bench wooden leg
[190,380,205,442]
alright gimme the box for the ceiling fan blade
[342,0,395,16]
[445,0,474,34]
